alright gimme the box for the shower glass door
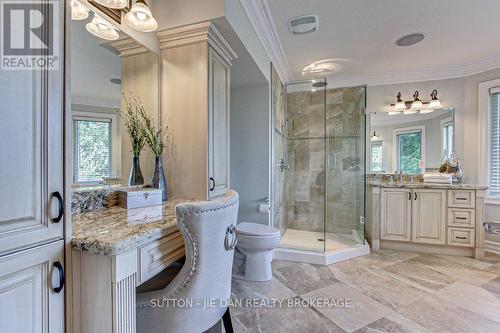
[325,86,366,250]
[281,79,327,252]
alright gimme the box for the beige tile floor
[230,250,500,333]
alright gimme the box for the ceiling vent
[288,15,319,35]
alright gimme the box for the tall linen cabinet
[158,21,237,200]
[0,0,66,331]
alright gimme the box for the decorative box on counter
[117,187,162,209]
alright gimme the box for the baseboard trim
[273,242,370,265]
[380,240,473,257]
[485,240,500,254]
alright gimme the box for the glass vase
[128,156,144,186]
[151,155,168,201]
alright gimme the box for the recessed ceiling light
[288,15,319,35]
[302,59,342,75]
[396,33,425,47]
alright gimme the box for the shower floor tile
[280,228,360,252]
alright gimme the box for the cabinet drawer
[447,227,475,247]
[447,190,475,208]
[138,231,185,284]
[447,208,475,228]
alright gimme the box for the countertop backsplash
[71,185,123,214]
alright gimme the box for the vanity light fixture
[428,89,442,109]
[86,14,119,41]
[389,90,442,115]
[94,0,128,9]
[410,91,423,110]
[393,92,406,113]
[125,0,158,32]
[71,0,89,20]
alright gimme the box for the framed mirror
[70,6,159,187]
[368,108,454,174]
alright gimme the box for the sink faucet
[395,170,404,182]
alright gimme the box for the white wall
[230,84,270,224]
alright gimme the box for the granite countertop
[368,180,487,190]
[72,198,188,256]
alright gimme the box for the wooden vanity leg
[112,251,139,333]
[474,190,486,259]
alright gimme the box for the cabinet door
[381,188,412,241]
[208,47,230,198]
[412,189,446,244]
[0,241,65,333]
[0,1,64,255]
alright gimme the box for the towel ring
[224,224,237,250]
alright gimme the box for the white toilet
[235,222,281,282]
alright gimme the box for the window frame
[72,110,120,185]
[441,116,454,159]
[370,139,384,172]
[479,78,500,203]
[392,125,426,174]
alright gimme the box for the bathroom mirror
[70,10,159,187]
[368,108,454,174]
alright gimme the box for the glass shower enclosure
[272,77,367,259]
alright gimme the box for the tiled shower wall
[285,86,365,234]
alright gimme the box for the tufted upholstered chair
[137,190,239,333]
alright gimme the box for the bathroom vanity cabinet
[158,21,236,200]
[368,183,486,258]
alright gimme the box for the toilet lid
[236,222,280,237]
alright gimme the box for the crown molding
[324,53,500,88]
[157,21,237,64]
[239,0,293,83]
[110,37,149,57]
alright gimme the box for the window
[441,118,454,159]
[489,87,500,195]
[73,114,115,184]
[370,140,383,172]
[393,126,425,174]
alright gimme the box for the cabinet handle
[408,192,411,200]
[456,217,467,220]
[456,236,467,240]
[209,177,216,191]
[456,197,467,201]
[53,261,65,293]
[414,192,418,200]
[51,191,64,223]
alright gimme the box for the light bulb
[125,0,158,32]
[86,14,119,41]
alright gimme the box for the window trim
[392,125,426,173]
[72,110,121,184]
[370,139,384,172]
[479,78,500,203]
[441,116,453,159]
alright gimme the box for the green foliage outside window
[398,132,421,174]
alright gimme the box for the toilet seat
[236,222,280,237]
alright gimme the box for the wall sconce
[389,90,442,115]
[370,131,381,141]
